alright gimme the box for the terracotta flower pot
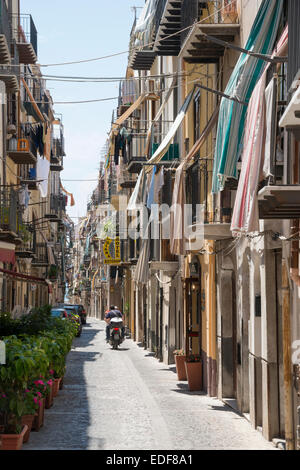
[185,361,203,391]
[45,383,54,409]
[21,415,35,443]
[175,355,187,381]
[32,398,45,432]
[0,425,28,451]
[53,378,62,398]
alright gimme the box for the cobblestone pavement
[25,318,275,450]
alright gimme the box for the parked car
[63,306,82,337]
[51,308,69,319]
[60,304,87,325]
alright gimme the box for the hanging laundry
[18,185,30,209]
[37,155,50,198]
[114,132,125,166]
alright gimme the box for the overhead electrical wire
[19,72,220,105]
[0,0,238,69]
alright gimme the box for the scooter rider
[105,306,123,342]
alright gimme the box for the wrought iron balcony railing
[0,189,23,238]
[11,13,38,63]
[32,242,48,267]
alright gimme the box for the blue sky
[23,0,145,220]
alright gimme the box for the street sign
[103,237,121,265]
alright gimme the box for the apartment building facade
[0,0,73,315]
[72,0,300,449]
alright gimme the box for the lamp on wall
[189,261,199,277]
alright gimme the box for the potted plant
[0,390,28,450]
[0,424,28,450]
[173,349,187,381]
[21,389,40,443]
[48,264,58,281]
[0,335,49,449]
[185,354,203,392]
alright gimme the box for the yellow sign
[103,237,121,265]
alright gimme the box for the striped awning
[212,0,284,193]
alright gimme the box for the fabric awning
[22,78,46,123]
[145,89,195,173]
[184,106,219,167]
[144,76,178,157]
[127,169,148,211]
[170,108,220,256]
[0,242,15,265]
[113,94,147,129]
[133,225,150,285]
[212,0,284,193]
[60,182,75,206]
[231,26,288,235]
[0,268,48,285]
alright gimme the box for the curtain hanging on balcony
[39,231,56,266]
[145,89,195,173]
[212,0,284,193]
[133,222,151,285]
[231,26,288,235]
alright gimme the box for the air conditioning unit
[279,85,300,140]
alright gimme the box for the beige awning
[112,92,160,129]
[184,106,219,169]
[22,78,46,123]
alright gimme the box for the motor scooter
[109,317,124,349]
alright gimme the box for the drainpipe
[282,139,299,450]
[282,255,295,450]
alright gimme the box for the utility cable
[0,1,238,68]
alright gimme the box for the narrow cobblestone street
[25,318,275,451]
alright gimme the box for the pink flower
[25,389,30,393]
[37,392,42,397]
[49,370,54,375]
[47,380,53,386]
[2,393,6,398]
[33,397,38,404]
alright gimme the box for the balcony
[50,156,64,172]
[15,228,36,259]
[32,242,48,267]
[0,0,11,64]
[7,136,37,165]
[52,136,66,159]
[128,4,157,71]
[258,186,300,220]
[45,194,66,222]
[180,0,240,64]
[154,0,182,56]
[0,45,19,92]
[0,190,23,245]
[11,14,37,64]
[127,133,148,173]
